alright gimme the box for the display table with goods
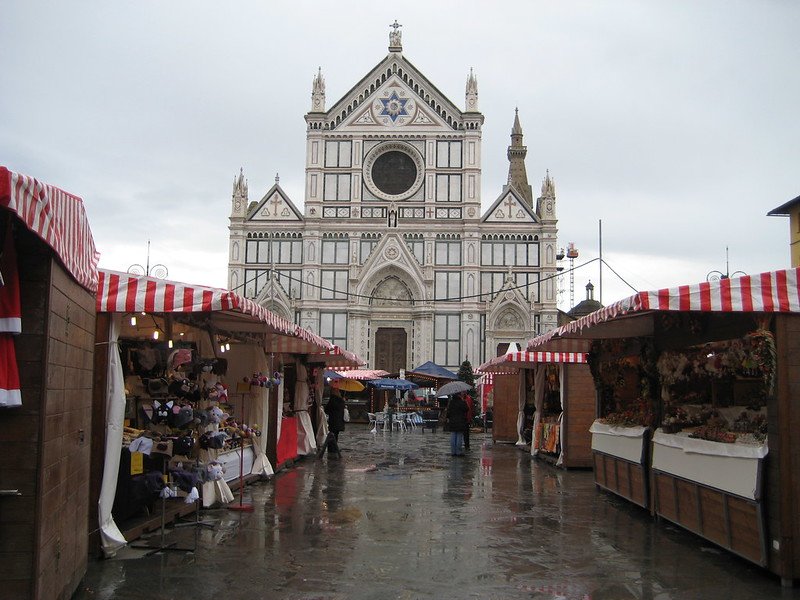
[586,342,656,509]
[649,331,774,566]
[117,346,266,518]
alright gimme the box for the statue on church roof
[389,20,402,51]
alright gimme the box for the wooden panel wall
[492,373,520,443]
[562,365,595,468]
[0,227,95,600]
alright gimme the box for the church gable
[338,75,453,132]
[357,233,425,300]
[248,185,303,222]
[482,188,539,224]
[325,55,464,132]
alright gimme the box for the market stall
[92,268,334,556]
[478,351,592,468]
[527,267,800,583]
[0,166,100,599]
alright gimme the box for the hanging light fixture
[130,315,137,326]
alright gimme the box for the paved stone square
[76,426,798,600]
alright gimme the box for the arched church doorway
[375,327,407,374]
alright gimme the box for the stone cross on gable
[270,194,282,216]
[503,196,516,219]
[389,20,402,49]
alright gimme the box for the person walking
[322,389,346,458]
[463,392,474,451]
[445,392,469,456]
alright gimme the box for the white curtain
[515,371,527,446]
[294,358,316,455]
[249,350,274,477]
[530,365,547,456]
[314,368,329,447]
[98,315,128,557]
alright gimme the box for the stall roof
[528,266,800,351]
[307,345,365,368]
[407,361,458,380]
[0,166,99,293]
[96,269,333,353]
[329,368,389,380]
[478,351,588,373]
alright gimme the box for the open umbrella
[368,378,419,391]
[330,378,365,392]
[437,380,471,396]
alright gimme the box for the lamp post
[128,239,168,279]
[707,246,746,282]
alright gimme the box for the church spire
[465,68,478,112]
[541,169,555,198]
[311,67,325,112]
[506,108,533,206]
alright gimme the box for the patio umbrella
[330,378,365,392]
[368,378,419,391]
[437,380,471,396]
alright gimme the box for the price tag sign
[130,451,144,475]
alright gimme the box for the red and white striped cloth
[478,351,587,373]
[96,269,332,350]
[308,346,365,368]
[328,368,389,380]
[0,221,21,407]
[529,266,800,349]
[0,166,99,293]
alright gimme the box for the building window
[324,140,352,167]
[436,141,462,168]
[480,272,539,301]
[359,236,381,264]
[320,312,348,348]
[436,174,461,202]
[404,235,424,265]
[245,236,303,264]
[434,314,461,370]
[321,270,348,300]
[435,241,462,265]
[275,269,302,299]
[435,271,461,300]
[481,239,539,266]
[321,239,349,264]
[243,269,270,298]
[323,173,351,201]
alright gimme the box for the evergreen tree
[457,359,476,396]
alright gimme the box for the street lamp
[128,239,168,279]
[707,246,746,282]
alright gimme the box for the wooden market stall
[478,351,593,468]
[527,267,800,584]
[91,268,335,556]
[0,167,100,600]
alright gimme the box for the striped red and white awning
[329,368,389,380]
[528,266,800,350]
[0,167,99,293]
[308,346,365,368]
[478,351,587,373]
[96,269,333,352]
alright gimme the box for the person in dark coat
[445,392,469,456]
[463,392,474,451]
[321,389,346,458]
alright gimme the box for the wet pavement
[76,427,800,600]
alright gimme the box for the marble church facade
[227,25,559,372]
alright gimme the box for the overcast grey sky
[2,1,798,311]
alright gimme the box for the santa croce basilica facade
[227,25,560,373]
